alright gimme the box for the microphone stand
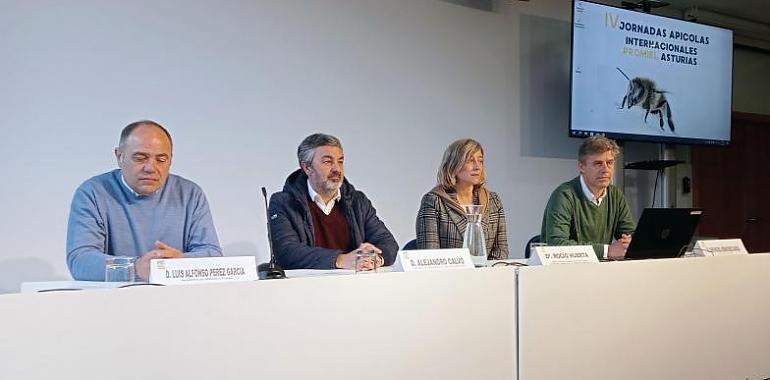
[258,187,286,280]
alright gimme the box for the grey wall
[0,0,766,293]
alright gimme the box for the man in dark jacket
[268,133,398,270]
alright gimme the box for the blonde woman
[416,139,509,259]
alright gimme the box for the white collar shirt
[307,179,341,215]
[579,175,606,207]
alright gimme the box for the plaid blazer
[415,187,509,259]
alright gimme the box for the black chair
[524,234,541,259]
[402,239,418,250]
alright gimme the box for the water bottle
[462,205,488,267]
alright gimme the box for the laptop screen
[625,208,703,260]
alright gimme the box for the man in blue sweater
[268,133,398,270]
[66,120,222,281]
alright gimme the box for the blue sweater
[268,169,398,269]
[66,169,222,280]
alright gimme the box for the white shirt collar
[307,179,341,215]
[579,175,606,206]
[120,171,164,198]
[120,173,141,197]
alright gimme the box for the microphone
[258,187,286,280]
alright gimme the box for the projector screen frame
[568,0,735,147]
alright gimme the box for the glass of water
[355,250,378,273]
[105,256,136,282]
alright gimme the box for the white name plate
[693,239,749,256]
[393,249,475,272]
[527,245,599,266]
[149,256,258,285]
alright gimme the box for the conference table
[2,254,769,380]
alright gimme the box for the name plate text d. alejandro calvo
[149,256,258,285]
[527,245,599,266]
[393,248,475,272]
[693,239,749,256]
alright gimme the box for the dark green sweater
[541,176,636,258]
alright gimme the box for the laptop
[623,208,703,260]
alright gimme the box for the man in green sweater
[541,136,636,259]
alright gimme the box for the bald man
[66,120,222,281]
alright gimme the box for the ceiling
[640,0,770,25]
[607,0,770,49]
